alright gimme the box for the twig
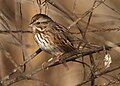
[81,56,86,81]
[44,0,84,38]
[0,30,32,34]
[76,65,120,86]
[89,54,95,86]
[3,43,120,86]
[72,0,77,15]
[67,0,106,29]
[0,48,42,84]
[0,12,22,45]
[15,0,27,72]
[73,59,92,71]
[5,75,49,86]
[83,0,97,38]
[0,43,23,73]
[29,42,120,75]
[102,2,120,15]
[36,0,42,13]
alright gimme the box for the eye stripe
[36,22,40,24]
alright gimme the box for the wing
[49,22,76,52]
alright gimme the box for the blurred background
[0,0,120,86]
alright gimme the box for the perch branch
[3,43,120,86]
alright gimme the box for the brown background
[0,0,120,86]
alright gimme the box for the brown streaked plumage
[30,14,75,56]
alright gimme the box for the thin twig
[83,0,97,38]
[44,0,84,38]
[76,65,120,86]
[103,2,120,15]
[0,30,32,34]
[67,0,106,29]
[0,48,42,84]
[3,43,120,86]
[89,54,96,86]
[36,0,42,13]
[73,59,92,71]
[0,43,23,73]
[0,12,22,45]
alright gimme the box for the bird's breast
[34,31,57,53]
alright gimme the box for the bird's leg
[41,55,61,70]
[41,57,54,70]
[41,53,69,70]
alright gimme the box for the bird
[29,13,84,69]
[29,13,76,60]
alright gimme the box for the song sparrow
[29,14,76,57]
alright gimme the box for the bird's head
[29,14,52,31]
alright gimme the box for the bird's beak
[29,23,33,27]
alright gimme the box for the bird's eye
[36,22,40,24]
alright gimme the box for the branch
[0,48,42,84]
[0,30,32,34]
[3,43,120,86]
[76,65,120,86]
